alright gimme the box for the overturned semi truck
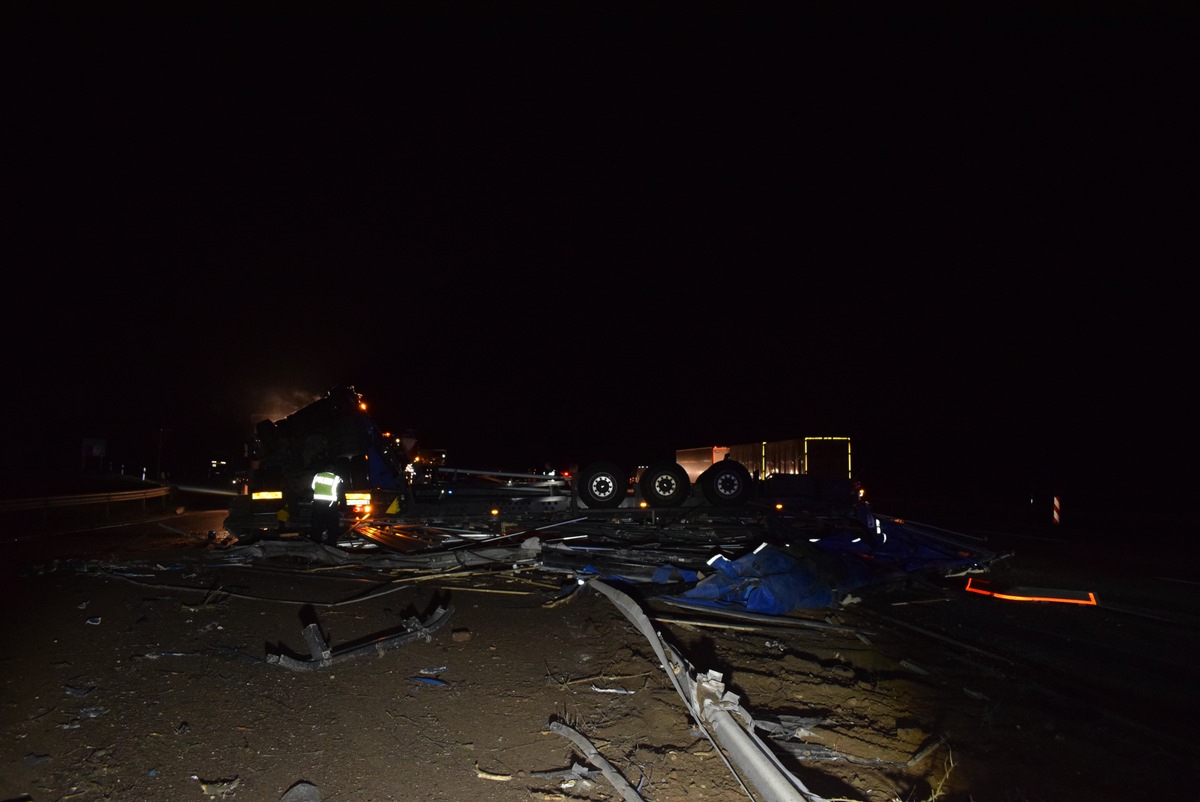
[222,386,418,542]
[222,386,863,543]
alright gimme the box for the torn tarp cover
[668,544,857,614]
[572,563,701,587]
[668,521,988,614]
[814,516,988,575]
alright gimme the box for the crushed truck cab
[223,386,410,543]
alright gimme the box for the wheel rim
[652,475,680,497]
[715,473,741,498]
[590,475,616,501]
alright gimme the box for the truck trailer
[676,437,860,512]
[678,437,854,482]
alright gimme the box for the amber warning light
[346,492,372,516]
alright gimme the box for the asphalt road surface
[852,512,1200,758]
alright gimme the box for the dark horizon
[4,10,1194,520]
[18,379,1165,528]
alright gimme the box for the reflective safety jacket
[311,471,343,505]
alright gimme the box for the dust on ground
[1,509,1197,802]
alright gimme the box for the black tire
[577,461,628,509]
[638,461,691,507]
[699,459,753,506]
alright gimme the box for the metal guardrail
[0,486,172,512]
[0,486,175,534]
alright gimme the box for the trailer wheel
[578,461,627,509]
[639,461,691,508]
[699,459,752,506]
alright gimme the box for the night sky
[4,9,1195,515]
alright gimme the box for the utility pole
[156,428,165,484]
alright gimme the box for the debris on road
[965,576,1098,605]
[266,605,454,671]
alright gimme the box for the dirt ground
[2,508,1198,802]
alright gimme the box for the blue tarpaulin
[668,543,866,613]
[666,515,990,613]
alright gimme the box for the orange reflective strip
[965,577,1097,606]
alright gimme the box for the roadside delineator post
[1053,495,1061,525]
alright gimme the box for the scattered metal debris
[530,762,602,783]
[192,773,241,798]
[588,579,829,802]
[965,576,1098,605]
[409,676,447,687]
[766,733,946,769]
[473,761,513,781]
[547,719,645,802]
[266,605,454,672]
[278,780,320,802]
[183,586,231,611]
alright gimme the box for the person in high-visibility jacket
[310,465,345,545]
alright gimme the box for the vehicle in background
[676,437,862,510]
